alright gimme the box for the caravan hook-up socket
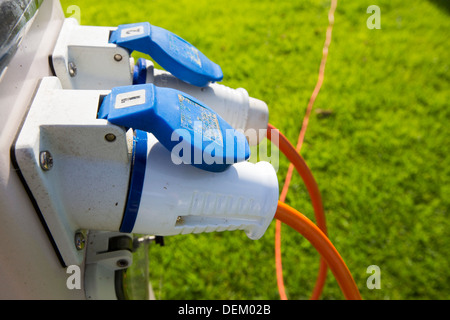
[51,18,269,143]
[12,77,279,268]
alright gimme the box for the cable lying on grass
[267,124,328,299]
[275,201,362,300]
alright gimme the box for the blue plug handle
[98,84,250,172]
[110,22,223,87]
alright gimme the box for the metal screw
[117,259,129,268]
[68,62,77,77]
[105,133,116,142]
[176,216,184,224]
[39,151,53,171]
[74,232,85,250]
[114,54,123,62]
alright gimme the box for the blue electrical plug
[98,83,250,172]
[110,22,223,87]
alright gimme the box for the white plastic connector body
[132,133,279,240]
[145,60,269,144]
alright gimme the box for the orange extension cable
[275,0,338,300]
[275,201,361,300]
[268,124,328,300]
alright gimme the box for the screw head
[117,259,129,268]
[105,133,116,142]
[74,232,85,250]
[68,62,77,77]
[39,151,53,171]
[114,54,123,62]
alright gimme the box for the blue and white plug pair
[99,23,278,240]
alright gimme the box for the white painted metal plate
[52,18,133,90]
[13,77,131,267]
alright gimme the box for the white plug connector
[130,133,279,240]
[145,60,269,144]
[51,19,269,143]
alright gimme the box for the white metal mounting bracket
[12,76,132,267]
[51,18,133,90]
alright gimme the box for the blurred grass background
[60,0,450,300]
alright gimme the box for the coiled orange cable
[268,124,328,300]
[275,201,361,300]
[275,0,338,300]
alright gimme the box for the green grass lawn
[60,0,450,300]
